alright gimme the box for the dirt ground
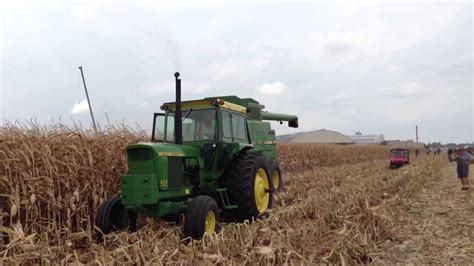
[380,160,474,263]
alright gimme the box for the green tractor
[96,72,298,239]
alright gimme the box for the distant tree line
[426,142,474,149]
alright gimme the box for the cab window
[165,109,217,142]
[232,113,246,140]
[222,111,232,138]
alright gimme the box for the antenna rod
[78,66,97,131]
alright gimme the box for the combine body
[389,148,409,169]
[96,73,298,239]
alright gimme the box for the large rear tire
[227,153,273,222]
[184,196,219,239]
[269,161,283,192]
[95,196,136,238]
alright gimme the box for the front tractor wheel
[228,153,273,222]
[184,196,220,239]
[95,196,137,238]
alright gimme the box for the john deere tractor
[96,72,298,239]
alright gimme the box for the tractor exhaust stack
[174,72,183,144]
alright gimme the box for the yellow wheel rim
[254,168,270,213]
[204,211,216,234]
[272,170,280,190]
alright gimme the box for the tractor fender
[237,144,254,155]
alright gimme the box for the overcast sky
[0,1,472,143]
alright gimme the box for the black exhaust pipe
[174,72,182,144]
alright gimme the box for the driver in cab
[197,118,215,140]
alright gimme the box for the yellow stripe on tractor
[162,99,247,114]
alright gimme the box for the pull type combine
[96,73,299,239]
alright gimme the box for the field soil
[377,161,474,263]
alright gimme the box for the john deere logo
[160,179,168,188]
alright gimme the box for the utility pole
[78,66,97,131]
[416,125,419,142]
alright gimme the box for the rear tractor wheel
[95,196,137,239]
[270,161,283,192]
[184,196,220,239]
[227,153,273,222]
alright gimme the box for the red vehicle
[390,148,410,169]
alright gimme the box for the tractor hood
[126,142,201,158]
[122,142,200,206]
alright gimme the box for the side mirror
[289,118,298,128]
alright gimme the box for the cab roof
[161,96,252,113]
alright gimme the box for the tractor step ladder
[215,188,238,210]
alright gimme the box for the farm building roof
[277,129,354,144]
[349,134,385,144]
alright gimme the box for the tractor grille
[127,148,155,174]
[128,148,153,161]
[167,157,184,189]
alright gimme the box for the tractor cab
[390,148,409,169]
[153,108,218,143]
[152,98,248,145]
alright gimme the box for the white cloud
[70,99,89,114]
[398,82,424,97]
[257,82,287,95]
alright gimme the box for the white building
[349,132,385,145]
[277,129,355,144]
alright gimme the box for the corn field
[0,123,444,264]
